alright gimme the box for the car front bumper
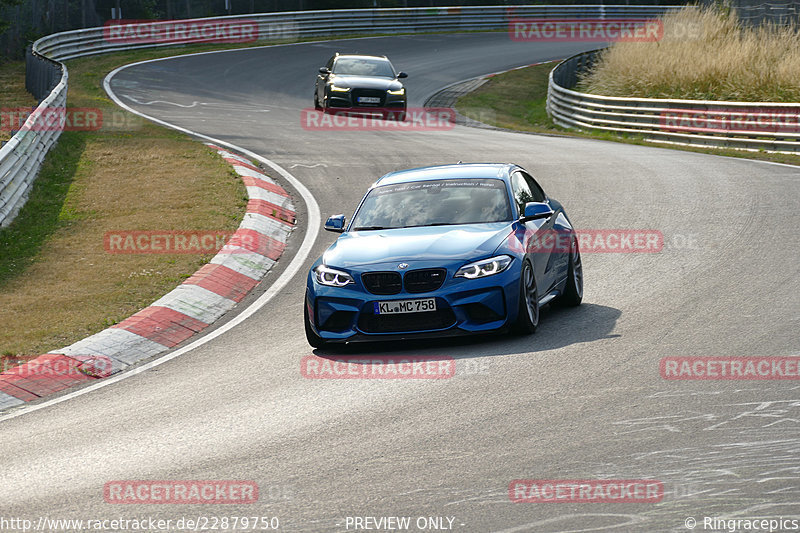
[327,92,406,110]
[306,262,523,343]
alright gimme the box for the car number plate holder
[374,298,437,315]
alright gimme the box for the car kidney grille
[404,269,447,293]
[362,272,402,295]
[352,88,386,106]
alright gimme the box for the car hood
[330,74,402,91]
[323,223,512,268]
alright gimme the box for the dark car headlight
[455,255,513,279]
[314,265,354,287]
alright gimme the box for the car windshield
[333,57,395,77]
[350,178,512,230]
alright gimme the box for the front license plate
[374,298,437,315]
[357,96,381,104]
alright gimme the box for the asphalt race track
[2,33,799,532]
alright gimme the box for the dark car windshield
[333,57,395,77]
[351,178,512,230]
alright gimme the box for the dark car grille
[351,88,386,107]
[320,311,356,332]
[404,269,446,293]
[362,272,402,295]
[358,307,456,333]
[464,303,503,324]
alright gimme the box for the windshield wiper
[401,222,458,228]
[352,225,392,231]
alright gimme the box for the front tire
[513,259,539,334]
[304,298,326,348]
[556,235,583,307]
[314,91,321,110]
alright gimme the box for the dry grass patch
[456,61,799,166]
[579,6,800,102]
[0,54,247,365]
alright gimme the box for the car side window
[519,171,546,202]
[510,172,535,215]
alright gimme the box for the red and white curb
[0,144,295,411]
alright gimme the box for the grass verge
[0,50,249,370]
[455,61,800,166]
[0,60,39,144]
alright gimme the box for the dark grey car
[314,53,408,121]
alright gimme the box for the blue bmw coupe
[304,163,582,347]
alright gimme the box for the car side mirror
[521,202,554,221]
[397,72,408,79]
[319,67,330,75]
[324,214,346,232]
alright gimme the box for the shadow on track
[310,303,621,360]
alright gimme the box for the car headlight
[330,84,351,92]
[455,255,513,279]
[387,88,405,95]
[314,265,354,287]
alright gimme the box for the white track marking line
[121,94,201,107]
[0,54,321,424]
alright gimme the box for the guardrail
[34,6,677,61]
[0,5,680,228]
[0,49,67,228]
[547,49,800,155]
